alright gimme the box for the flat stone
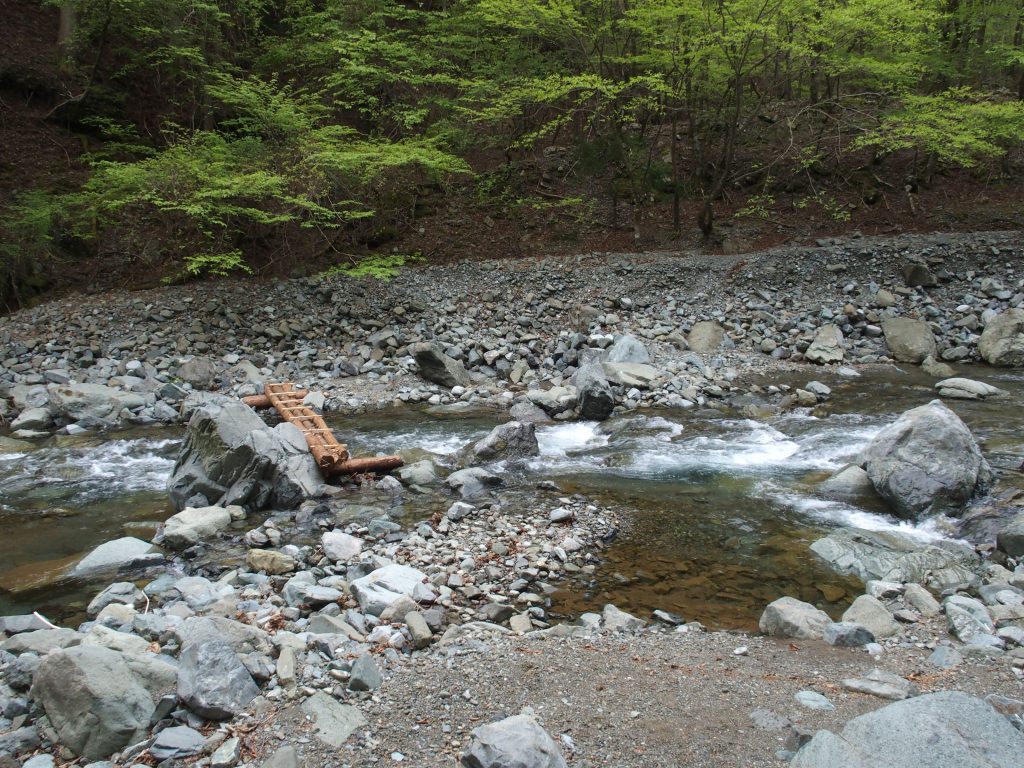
[72,537,157,576]
[300,691,367,747]
[795,691,835,711]
[150,726,205,760]
[842,669,918,700]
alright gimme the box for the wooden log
[243,391,309,409]
[328,455,404,476]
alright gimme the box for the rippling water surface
[2,365,1023,628]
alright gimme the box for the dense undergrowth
[2,0,1024,309]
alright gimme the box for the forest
[2,0,1024,307]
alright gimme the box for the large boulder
[30,646,176,760]
[167,397,327,512]
[810,528,980,591]
[758,597,831,640]
[411,342,471,387]
[790,691,1024,768]
[882,317,936,364]
[177,640,260,720]
[978,308,1024,366]
[464,422,539,465]
[461,714,568,768]
[575,363,614,420]
[861,400,991,519]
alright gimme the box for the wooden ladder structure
[242,382,403,477]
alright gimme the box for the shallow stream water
[2,365,1023,629]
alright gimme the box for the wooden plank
[247,382,401,478]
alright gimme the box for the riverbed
[2,364,1022,628]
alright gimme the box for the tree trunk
[58,1,76,62]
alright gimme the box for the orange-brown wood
[243,391,308,409]
[251,383,402,477]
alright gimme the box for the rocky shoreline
[3,231,1024,766]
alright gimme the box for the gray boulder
[935,377,1006,400]
[350,564,428,616]
[944,594,994,642]
[996,511,1024,557]
[861,400,991,519]
[842,595,900,638]
[177,640,260,720]
[30,645,176,760]
[810,528,980,590]
[47,383,148,426]
[805,325,844,364]
[882,317,936,363]
[758,597,831,640]
[818,464,883,502]
[167,397,326,512]
[174,616,272,655]
[11,407,52,431]
[464,422,538,465]
[72,537,158,576]
[398,459,440,487]
[176,356,219,389]
[461,714,568,768]
[412,342,471,387]
[446,467,503,498]
[791,691,1024,768]
[823,622,875,647]
[575,363,614,420]
[321,530,363,562]
[1,628,82,655]
[160,505,237,549]
[979,308,1024,366]
[606,335,650,364]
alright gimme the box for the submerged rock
[464,421,539,465]
[72,537,158,576]
[861,400,991,519]
[810,528,980,591]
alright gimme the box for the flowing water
[2,366,1023,629]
